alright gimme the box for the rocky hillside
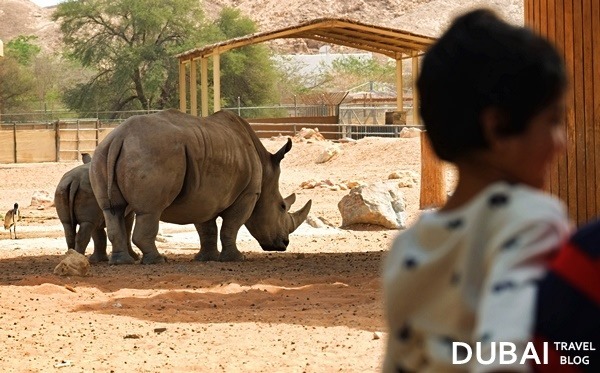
[1,0,523,54]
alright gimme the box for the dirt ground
[0,135,453,372]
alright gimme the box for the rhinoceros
[55,154,139,263]
[89,109,311,264]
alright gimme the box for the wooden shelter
[175,17,436,118]
[525,0,600,225]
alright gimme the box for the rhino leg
[125,212,140,261]
[218,193,258,262]
[132,212,166,265]
[74,222,95,256]
[61,223,76,251]
[89,226,109,264]
[193,220,220,262]
[104,207,136,265]
[219,224,245,262]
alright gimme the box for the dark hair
[417,9,567,162]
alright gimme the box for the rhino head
[245,138,312,251]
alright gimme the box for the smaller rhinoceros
[54,154,139,263]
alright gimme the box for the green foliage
[201,8,280,115]
[53,0,207,114]
[52,1,279,117]
[5,36,41,66]
[326,55,396,91]
[0,57,35,113]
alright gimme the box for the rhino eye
[280,203,287,211]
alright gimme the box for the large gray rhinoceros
[55,154,138,263]
[89,109,312,264]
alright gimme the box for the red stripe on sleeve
[551,242,600,304]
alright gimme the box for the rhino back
[107,110,265,224]
[55,164,103,226]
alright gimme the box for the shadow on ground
[0,251,386,330]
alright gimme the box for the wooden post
[213,52,221,112]
[200,57,209,117]
[419,131,446,209]
[396,57,403,111]
[95,119,99,148]
[412,51,420,125]
[76,119,80,160]
[12,122,17,163]
[190,59,197,116]
[55,120,60,162]
[179,61,186,113]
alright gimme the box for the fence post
[12,122,17,163]
[294,95,297,117]
[76,119,80,159]
[55,120,60,162]
[95,119,99,148]
[237,96,241,116]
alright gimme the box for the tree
[53,0,207,113]
[0,36,40,114]
[327,55,396,91]
[204,8,280,112]
[5,36,41,66]
[0,57,35,114]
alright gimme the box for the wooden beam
[178,61,187,113]
[330,20,436,45]
[176,19,435,60]
[302,34,396,58]
[200,57,209,117]
[189,59,197,116]
[311,29,412,55]
[213,52,221,112]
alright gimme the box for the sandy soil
[0,135,454,372]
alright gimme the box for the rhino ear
[272,138,292,164]
[283,193,296,211]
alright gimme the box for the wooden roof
[176,17,437,61]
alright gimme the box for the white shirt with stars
[382,182,572,373]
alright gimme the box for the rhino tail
[68,179,80,231]
[106,136,124,213]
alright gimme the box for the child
[383,8,572,373]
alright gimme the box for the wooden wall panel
[525,0,600,225]
[593,0,600,218]
[0,132,15,163]
[15,130,55,163]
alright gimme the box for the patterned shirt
[383,182,572,372]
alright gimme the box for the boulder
[54,249,90,277]
[31,190,54,209]
[399,127,422,138]
[388,170,419,188]
[316,143,342,164]
[294,127,325,142]
[338,182,406,229]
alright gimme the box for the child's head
[417,9,567,166]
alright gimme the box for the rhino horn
[283,193,296,211]
[289,199,312,233]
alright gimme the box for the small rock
[154,328,167,334]
[373,332,383,340]
[53,360,72,368]
[53,249,90,277]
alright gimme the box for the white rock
[337,182,406,229]
[316,143,342,164]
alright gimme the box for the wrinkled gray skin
[54,154,139,263]
[89,109,312,264]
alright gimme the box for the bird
[4,202,21,239]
